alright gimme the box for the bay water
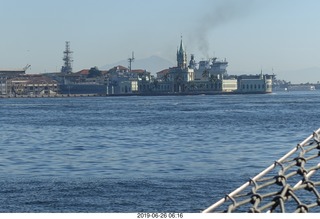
[0,91,319,212]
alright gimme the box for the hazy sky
[1,0,320,83]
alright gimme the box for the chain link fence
[203,128,320,213]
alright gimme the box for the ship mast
[128,51,135,72]
[61,41,73,74]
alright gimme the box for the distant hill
[100,55,174,74]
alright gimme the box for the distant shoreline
[0,91,273,99]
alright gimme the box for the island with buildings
[0,39,275,98]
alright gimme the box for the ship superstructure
[191,56,228,80]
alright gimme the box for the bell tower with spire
[177,36,187,69]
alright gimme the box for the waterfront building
[152,81,172,93]
[106,65,150,94]
[135,70,152,93]
[156,37,194,93]
[6,75,58,96]
[56,65,150,95]
[155,37,238,94]
[156,69,170,81]
[186,78,237,93]
[222,78,238,92]
[0,68,27,95]
[237,73,273,93]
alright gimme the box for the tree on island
[162,73,170,82]
[202,69,209,79]
[88,67,102,78]
[209,74,218,84]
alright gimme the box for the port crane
[23,64,31,72]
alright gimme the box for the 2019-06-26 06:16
[137,213,183,218]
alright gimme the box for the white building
[237,73,273,93]
[0,69,26,95]
[222,79,238,92]
[7,75,58,96]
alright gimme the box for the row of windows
[158,85,171,90]
[27,86,57,90]
[191,83,222,90]
[155,83,227,90]
[242,84,265,90]
[121,86,131,93]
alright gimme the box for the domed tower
[177,37,187,69]
[188,54,196,69]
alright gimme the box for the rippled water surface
[0,91,320,212]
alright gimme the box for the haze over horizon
[1,0,320,83]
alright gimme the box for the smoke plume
[191,0,256,58]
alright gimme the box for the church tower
[177,36,187,69]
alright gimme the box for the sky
[0,0,320,83]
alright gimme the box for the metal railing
[203,128,320,213]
